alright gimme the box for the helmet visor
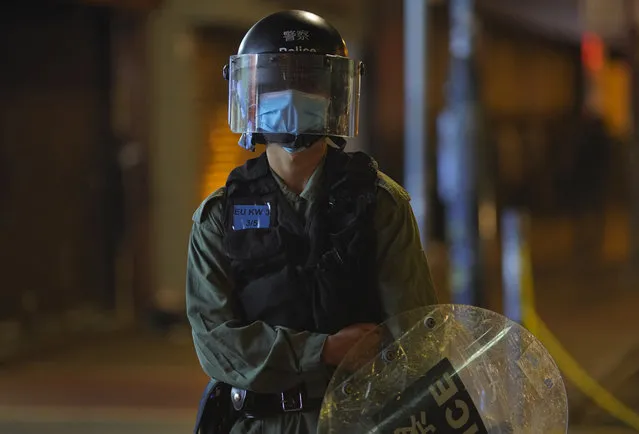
[228,53,362,137]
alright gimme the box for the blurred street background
[1,0,639,432]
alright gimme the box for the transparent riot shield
[318,305,568,434]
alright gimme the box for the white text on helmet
[279,47,317,52]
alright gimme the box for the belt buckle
[281,390,304,412]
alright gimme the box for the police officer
[186,9,438,434]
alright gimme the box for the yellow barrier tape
[519,233,639,431]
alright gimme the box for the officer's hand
[322,323,379,367]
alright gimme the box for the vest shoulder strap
[377,171,411,204]
[227,152,269,185]
[193,187,226,224]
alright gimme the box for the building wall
[0,2,116,358]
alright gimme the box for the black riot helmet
[224,10,365,151]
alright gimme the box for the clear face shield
[227,53,364,140]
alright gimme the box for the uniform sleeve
[374,177,439,319]
[186,193,331,394]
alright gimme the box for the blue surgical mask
[257,90,329,135]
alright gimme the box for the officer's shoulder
[376,171,411,204]
[192,187,226,224]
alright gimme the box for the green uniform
[186,153,438,433]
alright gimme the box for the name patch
[232,204,271,230]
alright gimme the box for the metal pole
[403,0,429,247]
[437,0,482,305]
[501,210,523,323]
[500,208,525,428]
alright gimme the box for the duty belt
[230,384,324,418]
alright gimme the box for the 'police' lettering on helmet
[278,47,318,52]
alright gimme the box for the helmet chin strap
[239,133,347,152]
[267,134,347,151]
[266,134,319,152]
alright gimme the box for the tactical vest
[222,147,383,335]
